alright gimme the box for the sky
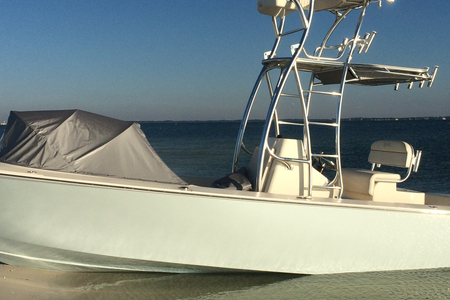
[0,0,448,122]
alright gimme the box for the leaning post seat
[369,140,415,170]
[342,140,424,204]
[257,0,366,16]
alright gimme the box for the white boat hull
[1,163,450,274]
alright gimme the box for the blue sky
[0,0,448,122]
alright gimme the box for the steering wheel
[312,156,336,174]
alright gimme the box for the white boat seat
[369,140,415,170]
[342,140,424,204]
[257,0,366,17]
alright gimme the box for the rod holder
[357,31,376,54]
[428,66,439,88]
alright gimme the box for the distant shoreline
[136,116,449,124]
[1,117,448,126]
[341,116,448,121]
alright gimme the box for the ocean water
[1,119,450,299]
[140,119,450,194]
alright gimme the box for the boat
[0,0,447,275]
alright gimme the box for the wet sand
[3,263,450,299]
[0,264,298,300]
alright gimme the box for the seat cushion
[342,168,400,196]
[368,140,413,168]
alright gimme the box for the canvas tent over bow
[0,110,185,184]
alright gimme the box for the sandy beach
[3,263,450,299]
[0,264,72,299]
[0,263,298,300]
[0,264,179,300]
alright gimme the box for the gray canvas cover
[0,110,185,184]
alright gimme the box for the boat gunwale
[1,162,449,216]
